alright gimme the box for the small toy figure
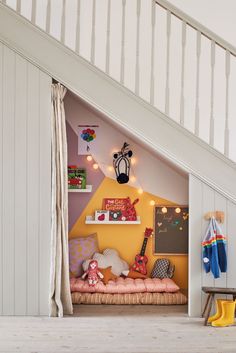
[82,260,104,286]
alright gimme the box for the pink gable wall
[66,122,105,230]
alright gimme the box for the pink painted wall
[66,122,105,230]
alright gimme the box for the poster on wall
[154,205,189,255]
[78,125,99,155]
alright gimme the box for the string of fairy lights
[85,154,158,207]
[85,154,183,213]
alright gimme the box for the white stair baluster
[165,10,171,116]
[31,0,36,25]
[61,0,66,45]
[135,0,141,95]
[75,0,81,54]
[16,0,21,13]
[120,0,126,84]
[195,31,201,136]
[209,40,215,146]
[105,0,111,75]
[150,0,156,105]
[180,21,186,125]
[224,50,230,157]
[46,0,51,34]
[90,0,96,65]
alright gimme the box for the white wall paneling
[188,174,202,317]
[0,43,3,315]
[14,53,27,315]
[2,45,15,315]
[189,174,236,317]
[0,42,51,316]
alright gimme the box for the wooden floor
[0,305,236,353]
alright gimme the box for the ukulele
[131,227,153,275]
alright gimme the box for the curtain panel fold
[49,83,73,317]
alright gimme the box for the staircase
[0,0,236,200]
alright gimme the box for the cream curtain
[49,83,73,317]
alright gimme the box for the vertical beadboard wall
[189,174,236,317]
[0,42,52,315]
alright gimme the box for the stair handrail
[156,0,236,57]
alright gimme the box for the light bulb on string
[138,188,143,195]
[162,207,168,214]
[107,166,113,172]
[175,207,181,214]
[86,155,93,162]
[131,158,136,166]
[130,176,136,183]
[150,200,155,206]
[93,163,99,170]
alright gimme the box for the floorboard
[0,305,235,353]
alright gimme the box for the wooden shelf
[85,215,141,225]
[68,185,92,193]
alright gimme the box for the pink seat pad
[70,277,179,294]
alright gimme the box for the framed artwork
[78,125,99,155]
[153,205,189,255]
[95,210,109,222]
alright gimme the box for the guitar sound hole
[138,260,143,264]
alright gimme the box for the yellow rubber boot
[208,299,225,324]
[212,301,236,327]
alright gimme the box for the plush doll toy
[82,260,104,286]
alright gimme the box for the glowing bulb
[131,158,136,165]
[108,166,113,172]
[175,207,181,214]
[86,155,93,162]
[93,163,99,170]
[130,176,136,182]
[162,207,167,214]
[138,188,143,194]
[150,200,155,206]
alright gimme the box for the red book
[102,198,139,221]
[103,198,128,221]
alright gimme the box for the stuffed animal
[83,248,129,276]
[122,198,139,221]
[82,260,104,286]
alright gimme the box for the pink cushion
[70,277,179,294]
[69,233,99,277]
[161,278,180,293]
